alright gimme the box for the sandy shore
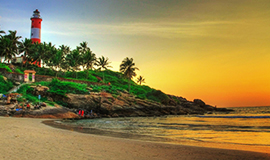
[0,117,269,160]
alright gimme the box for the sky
[0,0,270,107]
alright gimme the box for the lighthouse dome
[32,9,41,18]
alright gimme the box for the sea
[60,106,270,153]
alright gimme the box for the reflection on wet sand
[55,106,270,153]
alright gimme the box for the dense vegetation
[0,73,14,93]
[0,29,170,105]
[11,66,169,105]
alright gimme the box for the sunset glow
[1,0,269,107]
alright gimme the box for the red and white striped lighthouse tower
[30,9,42,44]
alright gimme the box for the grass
[0,63,12,72]
[9,63,170,105]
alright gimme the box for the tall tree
[51,50,65,77]
[59,45,71,56]
[56,45,70,72]
[0,32,5,62]
[96,56,112,82]
[82,49,96,79]
[0,37,14,63]
[65,48,82,78]
[120,57,139,92]
[78,41,89,54]
[18,38,33,67]
[0,30,21,63]
[28,42,45,64]
[136,76,145,85]
[0,30,5,37]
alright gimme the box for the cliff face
[63,93,217,117]
[29,85,227,118]
[0,85,231,118]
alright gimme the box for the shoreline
[0,117,270,160]
[45,118,270,154]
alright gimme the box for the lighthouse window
[39,22,40,24]
[32,25,34,28]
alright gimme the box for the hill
[0,63,231,118]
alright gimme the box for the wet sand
[0,117,269,160]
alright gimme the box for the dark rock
[24,85,233,118]
[193,99,206,107]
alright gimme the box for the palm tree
[0,30,21,63]
[136,76,145,85]
[0,37,20,63]
[0,37,14,63]
[78,41,89,54]
[51,50,65,77]
[65,48,82,78]
[27,42,49,68]
[96,56,112,82]
[7,30,22,50]
[82,49,96,79]
[59,45,71,56]
[0,30,5,37]
[120,57,139,92]
[18,38,33,67]
[57,45,71,73]
[0,31,5,62]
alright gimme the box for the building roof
[24,70,36,73]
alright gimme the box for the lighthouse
[29,9,42,67]
[30,9,42,43]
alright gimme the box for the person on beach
[81,110,85,117]
[78,110,81,116]
[27,103,30,110]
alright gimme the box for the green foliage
[16,84,32,95]
[16,85,38,103]
[16,84,55,105]
[0,63,12,72]
[172,96,180,104]
[14,68,23,74]
[46,101,55,106]
[5,65,170,104]
[146,90,170,105]
[0,74,14,93]
[24,93,40,104]
[55,100,68,107]
[47,78,89,95]
[1,31,171,105]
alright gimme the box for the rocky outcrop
[61,92,230,118]
[25,85,233,118]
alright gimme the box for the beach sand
[0,117,269,160]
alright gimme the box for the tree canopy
[120,57,139,92]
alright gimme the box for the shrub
[146,90,170,105]
[0,74,14,93]
[47,78,89,95]
[0,63,12,72]
[14,68,24,74]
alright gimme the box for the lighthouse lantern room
[30,9,42,44]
